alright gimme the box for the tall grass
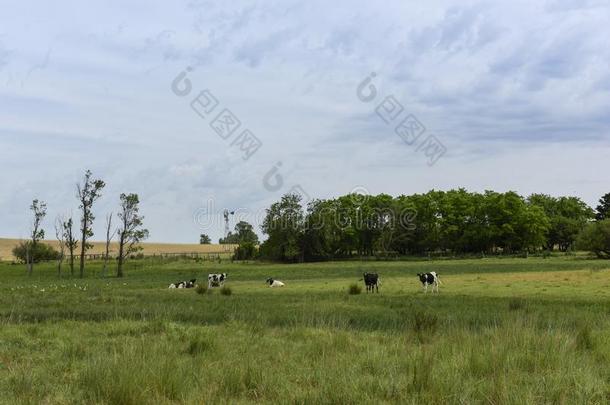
[0,257,609,403]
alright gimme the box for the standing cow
[208,273,227,288]
[417,272,441,293]
[362,272,379,293]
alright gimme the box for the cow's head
[266,278,273,285]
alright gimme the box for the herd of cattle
[168,271,442,293]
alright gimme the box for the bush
[233,241,257,261]
[348,284,362,295]
[12,241,60,263]
[220,286,232,296]
[195,284,208,295]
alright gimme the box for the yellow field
[0,238,236,261]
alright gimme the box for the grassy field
[1,256,610,404]
[0,238,236,261]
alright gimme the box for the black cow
[362,272,379,293]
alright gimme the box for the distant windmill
[223,209,235,238]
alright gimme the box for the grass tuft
[195,284,208,295]
[412,311,438,343]
[508,297,526,311]
[348,284,362,295]
[220,286,232,296]
[186,336,215,356]
[409,351,434,393]
[575,324,595,351]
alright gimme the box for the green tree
[62,217,78,277]
[116,193,149,277]
[577,220,610,259]
[77,170,105,278]
[302,199,334,261]
[219,221,259,244]
[595,193,610,221]
[528,194,594,251]
[199,234,211,244]
[234,221,259,244]
[260,194,304,262]
[26,199,47,275]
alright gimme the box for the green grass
[1,256,610,403]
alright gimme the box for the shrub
[12,241,60,263]
[348,284,362,295]
[220,286,232,296]
[195,284,208,295]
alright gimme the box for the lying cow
[208,273,227,288]
[169,279,197,289]
[417,272,441,293]
[362,272,379,293]
[266,278,285,287]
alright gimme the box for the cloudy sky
[1,0,609,242]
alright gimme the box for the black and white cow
[266,278,285,287]
[168,279,197,289]
[417,272,441,293]
[208,273,227,288]
[362,272,379,293]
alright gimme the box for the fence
[71,251,231,261]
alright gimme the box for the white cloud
[1,0,609,242]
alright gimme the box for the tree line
[15,170,148,278]
[258,189,610,262]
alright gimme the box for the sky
[1,0,609,243]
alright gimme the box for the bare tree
[54,216,66,278]
[27,199,47,276]
[117,193,149,278]
[76,170,105,278]
[63,217,78,277]
[102,213,116,277]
